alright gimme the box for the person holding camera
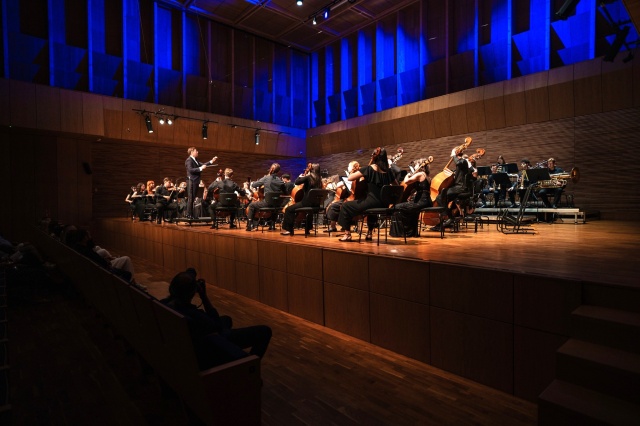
[162,268,272,370]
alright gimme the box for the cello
[286,163,312,209]
[400,156,434,202]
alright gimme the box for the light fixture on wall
[308,0,358,26]
[297,0,303,5]
[312,16,317,25]
[255,130,260,145]
[145,115,153,133]
[555,0,580,20]
[202,122,208,139]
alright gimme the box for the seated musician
[325,162,359,233]
[175,181,188,216]
[480,164,500,207]
[506,159,535,207]
[245,163,285,232]
[390,158,432,238]
[280,163,322,236]
[434,147,470,228]
[537,158,564,208]
[207,168,242,229]
[281,173,295,195]
[338,148,397,242]
[129,182,148,221]
[155,177,178,224]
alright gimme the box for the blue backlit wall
[311,0,637,127]
[0,0,309,129]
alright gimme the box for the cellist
[280,163,322,236]
[324,161,360,233]
[337,148,397,242]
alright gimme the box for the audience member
[161,268,272,369]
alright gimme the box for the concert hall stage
[92,217,639,404]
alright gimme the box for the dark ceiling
[158,0,418,52]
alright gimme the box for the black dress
[337,166,394,231]
[391,179,432,237]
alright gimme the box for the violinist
[245,163,285,231]
[207,168,243,229]
[130,182,148,221]
[155,177,178,224]
[280,163,322,236]
[337,148,397,242]
[390,158,432,238]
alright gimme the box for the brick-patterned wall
[309,108,640,220]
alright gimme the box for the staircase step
[538,380,640,426]
[557,339,640,404]
[571,305,640,353]
[583,283,640,313]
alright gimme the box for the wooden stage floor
[157,217,638,289]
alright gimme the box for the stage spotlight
[604,26,630,62]
[297,0,303,5]
[145,115,153,133]
[202,122,208,140]
[158,117,165,125]
[312,16,317,25]
[555,0,580,20]
[254,130,260,145]
[324,8,329,19]
[167,116,173,125]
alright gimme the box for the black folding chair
[295,189,331,237]
[212,192,239,229]
[357,185,405,245]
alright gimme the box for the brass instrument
[540,167,580,188]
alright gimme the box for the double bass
[429,137,473,203]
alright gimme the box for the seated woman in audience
[162,268,272,369]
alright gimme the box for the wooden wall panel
[417,111,437,140]
[215,235,235,260]
[259,267,288,311]
[258,241,287,272]
[574,60,603,116]
[430,307,514,393]
[287,274,324,325]
[60,90,85,135]
[370,294,430,363]
[601,61,634,112]
[102,97,125,140]
[503,79,527,127]
[369,257,429,304]
[324,283,370,342]
[483,82,506,130]
[432,108,452,137]
[82,93,105,137]
[236,261,260,300]
[215,256,236,292]
[634,48,640,106]
[548,67,575,120]
[10,80,37,129]
[0,79,10,127]
[513,275,581,335]
[35,85,61,132]
[514,326,568,402]
[403,114,422,142]
[285,245,322,278]
[234,238,259,265]
[448,105,468,136]
[323,250,368,290]
[523,72,550,124]
[57,138,79,225]
[430,264,513,323]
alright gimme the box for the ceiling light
[297,0,303,5]
[324,8,330,19]
[145,115,153,133]
[255,130,260,145]
[167,117,173,125]
[158,117,165,125]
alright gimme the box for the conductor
[185,146,217,219]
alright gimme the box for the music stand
[502,163,519,174]
[491,172,511,188]
[525,168,551,185]
[476,166,492,176]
